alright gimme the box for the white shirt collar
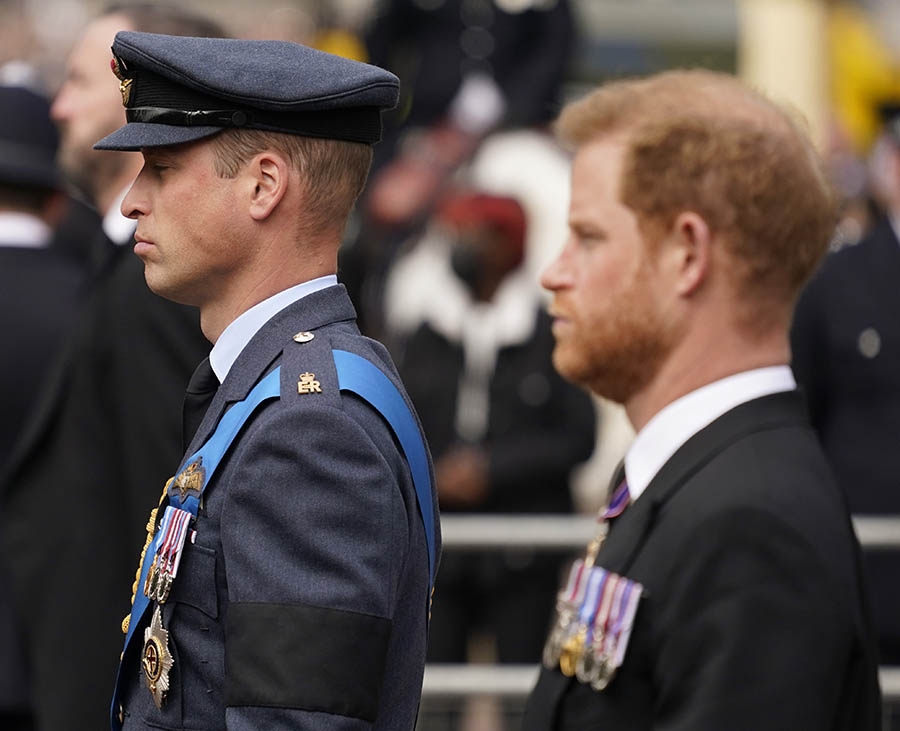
[102,187,137,245]
[624,365,796,503]
[0,212,52,248]
[209,275,338,383]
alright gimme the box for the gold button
[292,331,314,343]
[118,704,124,723]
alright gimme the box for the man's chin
[551,348,589,389]
[142,272,194,307]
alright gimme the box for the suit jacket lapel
[598,390,808,575]
[182,285,357,459]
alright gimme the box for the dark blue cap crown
[94,32,400,150]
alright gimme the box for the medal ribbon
[578,568,608,633]
[613,581,643,668]
[563,559,587,604]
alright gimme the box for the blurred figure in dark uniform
[344,0,574,335]
[0,83,83,731]
[791,105,900,676]
[385,191,595,670]
[0,7,222,731]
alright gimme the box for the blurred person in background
[343,0,574,335]
[0,83,83,731]
[791,103,900,723]
[384,191,594,678]
[0,7,222,731]
[524,69,880,730]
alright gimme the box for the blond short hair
[211,129,373,238]
[556,69,835,331]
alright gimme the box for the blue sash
[332,349,436,585]
[111,353,434,729]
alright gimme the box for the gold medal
[559,627,585,677]
[142,606,174,709]
[144,557,159,599]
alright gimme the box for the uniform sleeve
[219,397,409,730]
[652,508,853,731]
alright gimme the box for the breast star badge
[142,606,173,709]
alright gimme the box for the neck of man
[199,236,338,345]
[624,325,791,433]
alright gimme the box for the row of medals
[140,506,192,709]
[542,522,642,692]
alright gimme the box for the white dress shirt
[0,211,52,248]
[209,275,338,383]
[624,366,797,502]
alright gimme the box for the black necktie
[182,357,218,451]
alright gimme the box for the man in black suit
[0,8,221,731]
[523,69,881,730]
[0,83,83,731]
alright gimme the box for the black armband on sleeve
[225,601,391,721]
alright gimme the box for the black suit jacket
[0,241,209,731]
[0,242,83,713]
[524,391,881,731]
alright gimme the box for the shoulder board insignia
[298,372,322,394]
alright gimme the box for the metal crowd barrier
[439,514,900,551]
[422,664,900,703]
[422,514,900,704]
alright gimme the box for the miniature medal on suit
[542,481,643,690]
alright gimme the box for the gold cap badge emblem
[110,57,132,106]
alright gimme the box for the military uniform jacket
[523,392,881,731]
[116,285,440,730]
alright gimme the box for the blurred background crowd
[0,0,898,729]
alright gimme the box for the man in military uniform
[524,70,880,730]
[96,33,439,730]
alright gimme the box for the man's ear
[665,211,712,297]
[247,151,290,221]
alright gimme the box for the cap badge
[110,57,133,106]
[298,372,322,395]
